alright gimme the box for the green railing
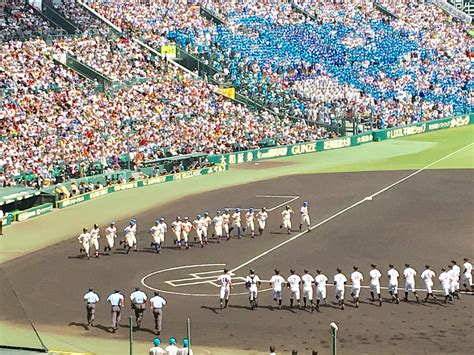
[199,6,226,26]
[42,5,79,34]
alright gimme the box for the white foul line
[230,142,474,274]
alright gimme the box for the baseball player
[123,219,137,253]
[280,205,294,234]
[90,224,100,258]
[350,266,363,308]
[244,208,256,238]
[181,217,192,249]
[222,208,231,240]
[438,268,453,303]
[201,212,212,245]
[78,228,91,260]
[193,215,205,248]
[83,287,100,329]
[314,269,328,310]
[462,257,473,291]
[256,207,268,236]
[420,265,437,302]
[447,264,460,299]
[299,201,310,231]
[217,269,232,309]
[104,222,117,255]
[230,208,242,239]
[212,211,224,243]
[333,268,347,310]
[451,260,461,295]
[301,269,315,311]
[403,263,420,303]
[369,264,383,306]
[387,264,400,304]
[130,287,147,329]
[150,218,167,254]
[270,269,285,309]
[171,217,182,246]
[287,269,302,308]
[245,269,261,309]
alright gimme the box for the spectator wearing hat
[179,338,193,355]
[165,338,179,355]
[149,338,164,355]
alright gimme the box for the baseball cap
[169,337,176,345]
[183,338,189,347]
[153,338,161,346]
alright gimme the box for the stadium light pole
[330,322,338,355]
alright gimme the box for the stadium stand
[1,0,472,189]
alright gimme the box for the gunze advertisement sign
[56,165,227,209]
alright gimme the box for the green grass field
[0,125,473,354]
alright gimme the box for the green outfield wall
[55,165,227,209]
[209,114,473,165]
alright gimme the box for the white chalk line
[141,263,273,296]
[141,143,473,297]
[230,142,474,274]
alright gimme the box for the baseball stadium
[1,1,473,355]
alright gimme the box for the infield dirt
[1,170,473,354]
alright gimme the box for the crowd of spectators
[88,0,472,127]
[1,2,327,188]
[1,0,472,188]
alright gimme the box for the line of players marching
[217,259,473,311]
[77,203,309,258]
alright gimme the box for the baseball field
[0,125,473,355]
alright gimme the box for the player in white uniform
[447,264,460,299]
[245,269,261,309]
[462,257,473,291]
[287,269,302,308]
[90,224,101,258]
[192,215,205,247]
[280,205,294,234]
[420,265,437,302]
[299,201,310,231]
[270,269,285,309]
[451,260,461,295]
[244,208,256,238]
[123,219,137,254]
[256,207,268,236]
[104,222,117,255]
[150,218,167,253]
[181,217,192,249]
[78,228,91,260]
[387,264,400,304]
[171,217,182,246]
[301,269,315,311]
[350,266,363,308]
[201,212,212,245]
[369,264,383,306]
[403,263,420,303]
[222,208,231,240]
[212,211,224,243]
[230,208,242,239]
[438,268,453,303]
[315,269,328,310]
[334,268,347,310]
[217,269,232,309]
